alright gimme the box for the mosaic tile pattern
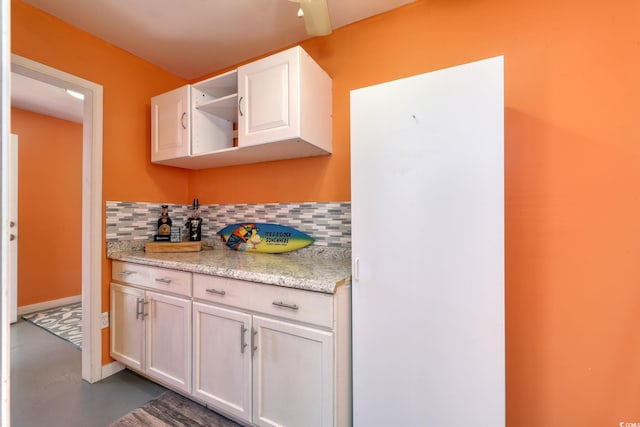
[106,202,189,241]
[106,201,351,248]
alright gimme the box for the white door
[151,85,190,162]
[351,56,505,426]
[252,316,333,427]
[192,302,252,422]
[110,283,145,370]
[8,134,17,323]
[146,290,191,393]
[237,48,299,147]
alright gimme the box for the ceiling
[12,73,84,123]
[13,0,414,123]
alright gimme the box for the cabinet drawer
[193,274,333,328]
[112,261,192,297]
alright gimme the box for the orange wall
[11,0,190,205]
[12,0,640,425]
[11,108,82,306]
[191,1,640,425]
[12,0,190,363]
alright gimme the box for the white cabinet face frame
[192,302,252,422]
[252,315,334,427]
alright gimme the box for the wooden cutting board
[145,241,203,253]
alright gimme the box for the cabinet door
[252,316,333,427]
[151,85,190,162]
[146,291,192,393]
[351,57,504,426]
[193,302,252,422]
[110,283,144,371]
[237,48,299,147]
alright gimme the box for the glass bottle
[186,198,202,241]
[157,204,172,236]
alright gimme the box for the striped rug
[109,391,242,427]
[21,302,82,348]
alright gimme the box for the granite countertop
[109,247,352,294]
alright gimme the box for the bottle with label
[186,198,202,241]
[156,204,172,241]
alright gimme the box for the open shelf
[195,93,238,122]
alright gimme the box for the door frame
[8,134,16,324]
[11,54,104,383]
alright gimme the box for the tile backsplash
[106,201,351,248]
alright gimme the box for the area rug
[109,391,242,427]
[21,302,82,349]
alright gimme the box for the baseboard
[18,294,82,316]
[102,360,125,379]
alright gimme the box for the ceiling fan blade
[299,0,332,36]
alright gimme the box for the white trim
[101,360,125,378]
[17,295,82,316]
[11,54,104,383]
[1,0,12,422]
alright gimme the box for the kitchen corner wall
[106,201,351,248]
[15,0,640,423]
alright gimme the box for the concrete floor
[10,320,167,427]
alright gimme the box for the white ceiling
[11,73,84,123]
[13,0,414,123]
[21,0,415,80]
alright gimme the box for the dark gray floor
[10,320,167,427]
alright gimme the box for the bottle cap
[193,198,199,208]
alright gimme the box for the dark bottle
[186,198,202,241]
[157,204,172,236]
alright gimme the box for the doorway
[10,55,103,383]
[11,78,82,321]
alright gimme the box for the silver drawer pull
[154,277,172,284]
[272,301,299,311]
[142,301,149,318]
[252,327,257,355]
[118,270,134,276]
[240,325,247,354]
[135,297,143,320]
[205,288,226,296]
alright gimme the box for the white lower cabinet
[110,283,144,371]
[145,291,192,392]
[252,316,333,427]
[112,261,351,427]
[110,262,192,394]
[192,273,348,427]
[192,302,252,422]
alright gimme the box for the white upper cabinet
[150,46,332,169]
[237,46,332,152]
[151,85,190,162]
